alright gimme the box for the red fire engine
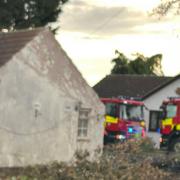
[101,97,146,144]
[160,97,180,151]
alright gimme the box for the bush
[0,138,172,180]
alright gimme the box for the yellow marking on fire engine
[140,121,145,127]
[105,115,118,124]
[162,118,174,129]
[176,125,180,130]
[162,118,172,125]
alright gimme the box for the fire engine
[101,96,146,144]
[160,97,180,152]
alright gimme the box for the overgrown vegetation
[0,138,180,180]
[111,50,164,76]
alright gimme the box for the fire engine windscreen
[105,103,117,117]
[119,104,144,121]
[166,104,177,118]
[104,102,144,121]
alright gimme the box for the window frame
[77,108,91,138]
[149,110,162,132]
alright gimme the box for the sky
[56,0,180,86]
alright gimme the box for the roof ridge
[93,73,176,98]
[108,74,156,76]
[107,74,173,78]
[0,27,47,35]
[143,73,180,99]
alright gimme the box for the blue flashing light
[128,127,133,133]
[157,128,160,133]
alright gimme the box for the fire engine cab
[160,97,180,152]
[101,97,146,144]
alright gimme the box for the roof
[143,74,180,99]
[93,74,173,99]
[0,28,43,67]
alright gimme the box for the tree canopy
[153,0,180,16]
[111,50,164,76]
[0,0,68,31]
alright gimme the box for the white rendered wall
[144,79,180,148]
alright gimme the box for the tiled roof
[93,74,172,98]
[0,28,43,66]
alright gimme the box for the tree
[111,50,129,74]
[0,0,68,31]
[153,0,180,16]
[111,50,164,76]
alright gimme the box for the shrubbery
[0,138,177,180]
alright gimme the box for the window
[119,104,144,121]
[105,103,117,117]
[77,108,90,138]
[149,110,161,132]
[166,104,177,118]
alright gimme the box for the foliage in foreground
[0,138,177,180]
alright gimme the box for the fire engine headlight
[116,135,126,140]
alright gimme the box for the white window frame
[77,108,91,138]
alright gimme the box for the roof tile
[0,28,44,67]
[93,74,172,98]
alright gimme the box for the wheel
[171,138,180,153]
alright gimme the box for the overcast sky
[56,0,180,86]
